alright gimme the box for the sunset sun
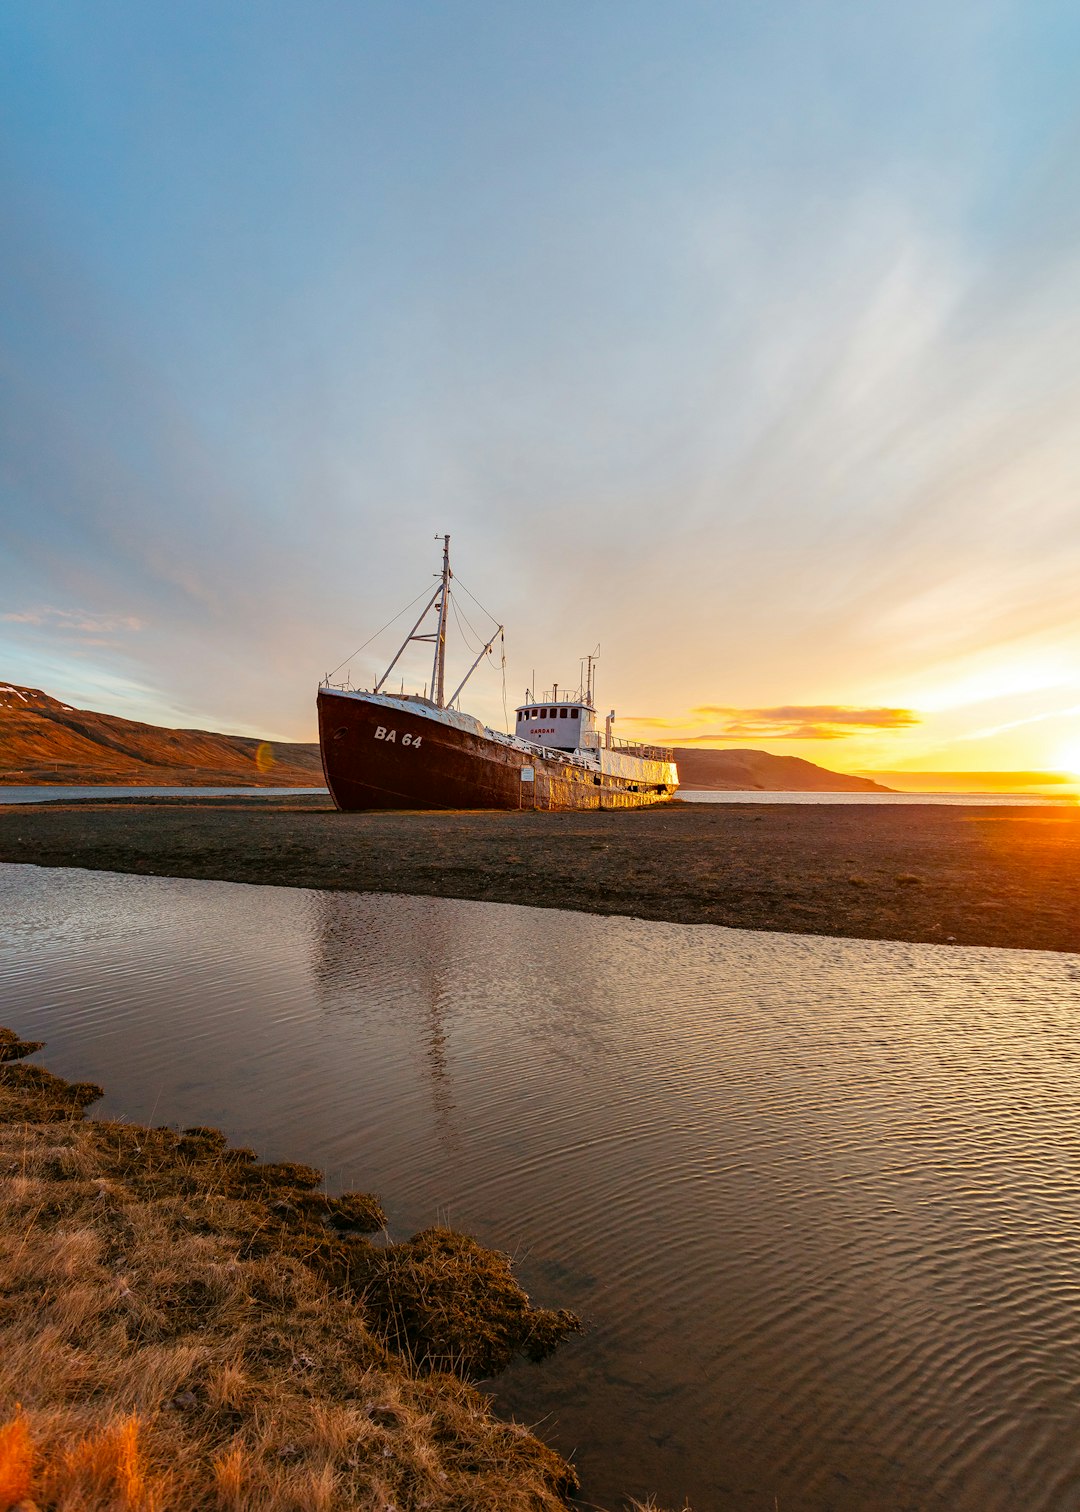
[1054,740,1080,779]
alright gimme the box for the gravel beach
[2,795,1078,952]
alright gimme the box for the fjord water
[680,788,1078,805]
[3,866,1080,1510]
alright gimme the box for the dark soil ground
[2,796,1078,952]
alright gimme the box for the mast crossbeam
[372,535,496,710]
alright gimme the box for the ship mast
[371,533,495,708]
[431,533,451,708]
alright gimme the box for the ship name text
[373,727,423,748]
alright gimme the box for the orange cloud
[686,705,920,739]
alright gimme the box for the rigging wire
[500,628,509,732]
[326,567,507,714]
[452,574,501,629]
[449,588,508,727]
[449,591,491,654]
[324,584,433,681]
[449,593,484,655]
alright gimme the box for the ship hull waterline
[318,690,677,812]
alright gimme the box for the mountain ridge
[0,683,323,786]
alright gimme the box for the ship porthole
[332,726,349,741]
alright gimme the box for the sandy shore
[2,795,1078,951]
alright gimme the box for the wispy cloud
[3,3,1080,762]
[3,607,144,634]
[954,701,1080,744]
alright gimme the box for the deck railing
[579,731,674,762]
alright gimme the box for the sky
[3,0,1080,787]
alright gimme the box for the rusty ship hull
[318,688,677,811]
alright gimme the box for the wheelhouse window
[560,708,568,718]
[571,709,580,719]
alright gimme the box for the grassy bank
[0,1026,660,1511]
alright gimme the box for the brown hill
[671,745,892,792]
[0,683,323,787]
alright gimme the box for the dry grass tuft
[355,1226,581,1377]
[38,1412,170,1511]
[0,1027,585,1510]
[0,1411,34,1505]
[0,1030,44,1065]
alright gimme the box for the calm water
[681,789,1077,806]
[0,786,328,804]
[3,864,1080,1510]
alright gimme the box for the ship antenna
[431,533,451,708]
[585,645,599,705]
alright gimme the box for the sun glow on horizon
[619,678,1080,787]
[1053,740,1080,780]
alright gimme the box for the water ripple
[3,861,1080,1511]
